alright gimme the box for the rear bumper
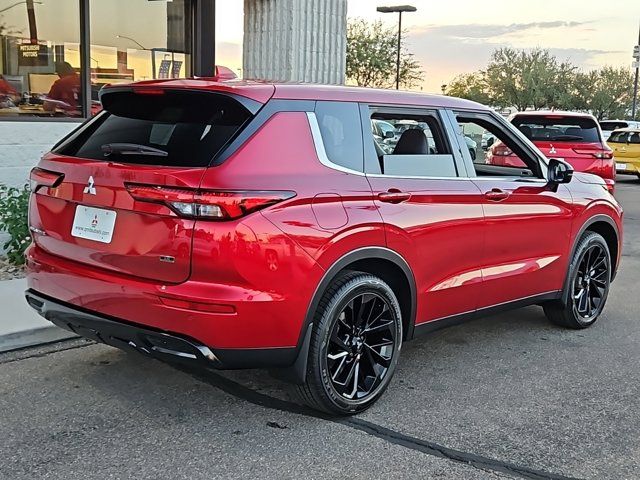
[25,289,298,370]
[615,162,640,175]
[26,242,323,350]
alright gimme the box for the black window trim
[361,103,468,180]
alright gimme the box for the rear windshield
[608,131,629,143]
[600,121,628,131]
[512,116,600,143]
[55,90,254,167]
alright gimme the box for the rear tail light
[29,167,64,192]
[125,183,295,220]
[492,145,513,156]
[572,148,613,159]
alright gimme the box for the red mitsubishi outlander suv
[486,111,616,192]
[25,80,622,414]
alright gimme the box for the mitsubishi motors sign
[17,42,49,67]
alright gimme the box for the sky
[1,0,638,92]
[215,0,640,93]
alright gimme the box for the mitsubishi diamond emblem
[83,176,97,195]
[549,145,557,155]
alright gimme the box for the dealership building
[0,0,347,187]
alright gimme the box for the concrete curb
[0,278,76,352]
[0,326,76,353]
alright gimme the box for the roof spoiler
[212,65,238,81]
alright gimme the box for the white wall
[0,121,80,251]
[0,121,80,187]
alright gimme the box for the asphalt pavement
[1,176,639,480]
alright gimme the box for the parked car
[371,119,395,154]
[600,120,640,141]
[465,135,478,161]
[487,111,615,192]
[481,131,496,150]
[608,128,640,178]
[25,82,622,415]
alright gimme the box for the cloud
[401,23,621,92]
[415,21,590,41]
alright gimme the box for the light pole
[377,5,416,90]
[116,35,147,51]
[632,21,640,120]
[116,35,158,79]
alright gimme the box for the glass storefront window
[89,0,192,113]
[0,0,82,118]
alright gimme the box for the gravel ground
[0,257,25,281]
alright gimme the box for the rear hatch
[600,121,629,140]
[29,87,261,283]
[512,114,613,178]
[608,130,640,161]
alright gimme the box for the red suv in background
[25,80,622,414]
[486,111,615,192]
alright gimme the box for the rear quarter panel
[196,111,385,347]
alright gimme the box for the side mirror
[548,158,573,184]
[384,130,394,139]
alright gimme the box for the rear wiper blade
[101,143,168,157]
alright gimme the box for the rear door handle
[378,190,411,204]
[484,188,510,201]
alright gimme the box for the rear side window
[56,90,254,167]
[630,132,640,144]
[315,101,364,172]
[600,121,628,131]
[367,108,457,177]
[513,115,601,143]
[608,131,629,143]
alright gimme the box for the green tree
[445,72,493,105]
[346,19,424,89]
[485,47,576,111]
[445,48,634,117]
[573,66,635,120]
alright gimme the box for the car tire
[296,271,403,415]
[543,232,611,329]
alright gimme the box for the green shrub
[0,184,30,266]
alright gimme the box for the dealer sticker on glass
[71,206,116,244]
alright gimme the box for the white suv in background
[600,120,640,140]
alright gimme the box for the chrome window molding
[305,111,366,176]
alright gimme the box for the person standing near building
[43,62,81,116]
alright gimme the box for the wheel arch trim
[559,214,621,308]
[574,214,620,279]
[280,247,417,385]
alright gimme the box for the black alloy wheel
[325,292,397,400]
[572,243,609,322]
[298,271,403,415]
[544,231,612,328]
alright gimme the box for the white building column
[243,0,347,84]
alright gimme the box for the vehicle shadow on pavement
[70,304,594,478]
